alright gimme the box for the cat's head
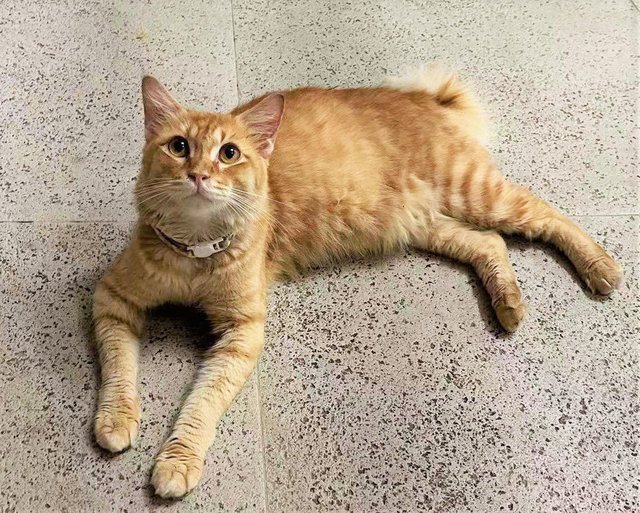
[136,76,283,240]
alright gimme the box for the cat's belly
[266,175,437,276]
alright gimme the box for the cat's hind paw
[151,457,203,499]
[494,295,526,333]
[582,253,623,296]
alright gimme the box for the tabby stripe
[512,191,531,225]
[95,312,139,334]
[441,146,455,213]
[482,168,496,214]
[459,160,476,215]
[102,280,142,312]
[425,141,439,187]
[494,179,504,204]
[210,342,257,362]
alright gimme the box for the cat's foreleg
[151,319,265,498]
[93,271,146,453]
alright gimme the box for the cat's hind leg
[411,215,525,332]
[446,166,623,295]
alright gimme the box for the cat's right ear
[141,76,183,141]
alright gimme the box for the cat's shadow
[146,303,215,351]
[141,304,217,503]
[443,236,603,333]
[503,235,606,300]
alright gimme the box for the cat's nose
[187,174,210,191]
[187,174,209,185]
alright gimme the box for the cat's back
[280,85,441,136]
[253,86,455,275]
[237,85,444,152]
[267,85,447,193]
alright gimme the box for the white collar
[152,225,233,258]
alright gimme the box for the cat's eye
[168,137,189,158]
[219,143,241,164]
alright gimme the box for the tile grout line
[1,213,638,225]
[630,0,640,12]
[569,213,640,218]
[0,220,122,224]
[227,2,269,511]
[254,361,270,513]
[230,0,243,105]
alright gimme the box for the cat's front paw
[94,397,140,453]
[151,455,203,498]
[582,252,623,296]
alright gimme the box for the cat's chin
[188,196,232,219]
[191,187,217,201]
[147,198,241,239]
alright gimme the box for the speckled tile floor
[0,1,637,512]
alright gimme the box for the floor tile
[260,215,638,513]
[0,0,238,221]
[0,222,265,512]
[1,1,638,511]
[232,0,638,215]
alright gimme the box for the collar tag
[188,236,232,258]
[151,225,233,258]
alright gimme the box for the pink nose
[187,174,209,188]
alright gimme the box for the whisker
[136,182,182,196]
[138,190,174,204]
[136,181,181,190]
[228,193,286,231]
[230,202,251,222]
[136,180,288,234]
[140,177,181,183]
[227,202,243,219]
[135,179,184,192]
[227,187,290,206]
[136,191,175,203]
[227,199,256,227]
[136,187,175,196]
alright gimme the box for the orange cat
[93,68,622,498]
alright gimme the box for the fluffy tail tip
[383,65,489,143]
[383,65,471,105]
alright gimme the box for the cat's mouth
[192,187,212,199]
[184,182,234,210]
[195,186,228,204]
[185,176,219,201]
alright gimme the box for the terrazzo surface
[1,1,638,512]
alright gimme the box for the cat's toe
[583,253,623,296]
[151,457,203,499]
[94,403,139,453]
[494,296,526,333]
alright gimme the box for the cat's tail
[383,65,489,144]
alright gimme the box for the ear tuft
[141,76,183,141]
[239,94,284,158]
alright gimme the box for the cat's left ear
[238,94,284,159]
[142,76,184,141]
